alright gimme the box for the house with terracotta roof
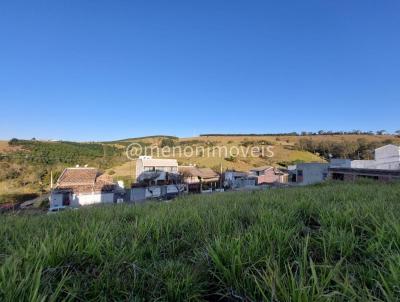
[179,166,220,193]
[50,167,120,207]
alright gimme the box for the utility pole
[220,162,223,189]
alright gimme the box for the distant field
[0,141,21,153]
[114,134,400,145]
[1,181,399,301]
[106,134,400,179]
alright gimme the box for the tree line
[295,138,397,160]
[200,130,400,137]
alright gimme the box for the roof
[329,167,400,176]
[225,170,247,176]
[250,166,273,172]
[198,167,219,179]
[57,168,98,186]
[139,158,178,167]
[55,168,115,193]
[375,144,400,151]
[274,169,289,175]
[179,166,219,180]
[297,162,329,168]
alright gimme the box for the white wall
[351,160,376,169]
[350,145,400,170]
[71,192,114,207]
[50,192,115,207]
[375,145,400,161]
[135,159,144,179]
[49,193,64,208]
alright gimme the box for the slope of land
[0,181,399,301]
[0,139,126,201]
[1,134,399,199]
[106,134,400,181]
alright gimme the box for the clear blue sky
[1,1,399,141]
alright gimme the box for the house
[179,166,220,193]
[249,166,288,185]
[331,144,400,170]
[353,144,400,170]
[328,144,400,182]
[136,156,178,177]
[50,167,121,207]
[288,145,400,186]
[328,167,400,182]
[224,170,256,188]
[135,156,179,185]
[288,163,329,185]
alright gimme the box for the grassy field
[0,181,399,301]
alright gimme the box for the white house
[351,144,400,170]
[50,167,119,208]
[135,156,178,181]
[331,144,400,170]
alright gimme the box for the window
[297,170,303,177]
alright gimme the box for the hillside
[0,139,126,203]
[0,181,399,301]
[1,134,399,201]
[106,134,400,181]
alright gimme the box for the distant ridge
[107,135,179,143]
[200,133,299,137]
[200,130,389,137]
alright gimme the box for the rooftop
[139,157,178,167]
[55,167,115,193]
[250,166,273,172]
[179,166,219,179]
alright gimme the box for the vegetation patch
[0,181,399,301]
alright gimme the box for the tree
[160,138,176,148]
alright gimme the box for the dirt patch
[0,141,22,152]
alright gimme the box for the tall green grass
[0,181,399,301]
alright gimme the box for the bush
[224,156,236,162]
[160,138,176,148]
